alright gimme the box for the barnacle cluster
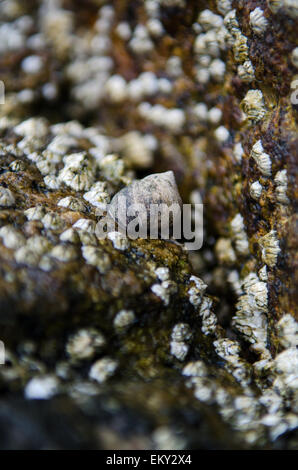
[0,0,297,450]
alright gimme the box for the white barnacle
[233,292,266,346]
[44,175,61,190]
[214,125,230,142]
[14,245,40,266]
[58,152,94,191]
[268,0,298,18]
[145,0,159,17]
[199,297,217,335]
[26,235,52,256]
[59,228,80,244]
[215,238,236,264]
[113,309,135,329]
[233,142,244,163]
[140,103,185,132]
[115,21,131,40]
[209,59,226,82]
[21,54,43,74]
[50,244,78,262]
[274,347,298,376]
[128,79,146,101]
[78,230,98,247]
[138,71,159,96]
[9,159,26,172]
[224,9,239,37]
[66,328,106,360]
[98,154,125,181]
[208,107,223,125]
[0,187,15,207]
[188,275,207,307]
[217,24,229,50]
[250,181,263,200]
[83,182,110,209]
[217,0,232,15]
[14,117,48,138]
[36,159,55,176]
[170,341,189,361]
[214,338,241,361]
[17,87,32,109]
[250,140,272,176]
[51,121,83,137]
[291,47,298,68]
[63,149,93,169]
[129,24,153,54]
[24,206,45,221]
[276,314,298,348]
[182,360,207,377]
[259,390,283,415]
[0,225,26,250]
[42,149,62,164]
[258,265,268,281]
[121,131,154,169]
[241,90,267,122]
[198,9,223,31]
[171,323,192,342]
[89,357,118,383]
[259,230,281,267]
[27,151,43,164]
[18,137,44,155]
[25,375,59,400]
[233,32,249,63]
[274,169,289,204]
[197,50,212,63]
[4,144,23,158]
[193,377,215,403]
[42,212,64,231]
[194,32,218,57]
[39,255,56,272]
[166,56,183,77]
[158,78,172,94]
[230,213,249,255]
[81,245,111,273]
[107,231,129,251]
[249,281,268,311]
[47,135,77,155]
[193,103,208,122]
[227,270,243,296]
[238,60,255,82]
[205,29,220,57]
[42,83,58,101]
[195,66,210,84]
[164,108,186,133]
[250,8,268,35]
[57,196,86,212]
[155,267,170,282]
[151,280,177,306]
[104,75,127,103]
[73,218,96,233]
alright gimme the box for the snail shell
[108,171,182,232]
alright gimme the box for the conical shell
[108,171,182,231]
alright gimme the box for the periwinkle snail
[107,171,182,237]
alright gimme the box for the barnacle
[241,90,267,122]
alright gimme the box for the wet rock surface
[0,0,297,450]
